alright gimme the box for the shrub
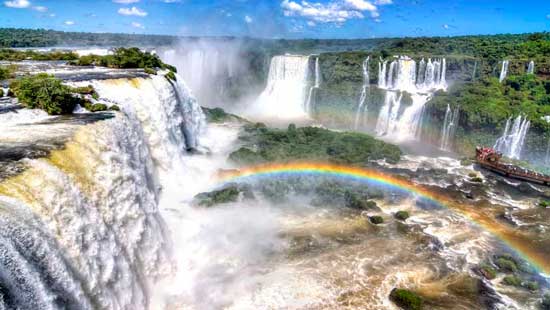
[369,216,384,225]
[523,281,539,291]
[395,211,410,221]
[539,200,550,208]
[0,88,3,97]
[478,264,497,280]
[389,288,423,310]
[144,67,156,75]
[495,257,518,273]
[0,65,15,80]
[109,105,120,111]
[10,73,81,115]
[502,275,522,287]
[470,177,483,183]
[165,71,176,82]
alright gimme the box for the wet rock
[541,294,550,310]
[389,288,423,310]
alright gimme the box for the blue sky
[0,0,549,38]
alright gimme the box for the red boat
[475,146,550,186]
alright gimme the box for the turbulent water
[1,53,549,310]
[249,55,311,120]
[499,60,510,83]
[494,115,530,160]
[354,57,370,130]
[440,104,460,151]
[0,72,204,309]
[375,57,447,140]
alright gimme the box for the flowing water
[249,55,311,121]
[494,115,531,160]
[440,104,460,151]
[305,56,321,116]
[499,60,509,83]
[527,61,535,75]
[354,57,370,130]
[0,60,548,310]
[375,57,447,140]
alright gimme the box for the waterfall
[375,56,447,140]
[527,61,535,75]
[159,42,241,106]
[305,56,320,116]
[440,104,460,151]
[354,56,370,130]
[0,74,205,309]
[378,58,387,88]
[494,115,530,160]
[250,55,311,120]
[472,61,478,81]
[546,138,550,165]
[499,60,509,83]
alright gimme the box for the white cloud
[307,20,316,27]
[64,20,75,25]
[4,0,30,8]
[244,15,253,23]
[32,5,47,12]
[162,0,181,2]
[345,0,376,12]
[131,21,145,29]
[49,13,55,17]
[443,24,449,29]
[113,0,139,3]
[281,0,389,24]
[118,6,147,17]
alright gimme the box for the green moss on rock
[395,211,410,221]
[109,105,120,111]
[369,216,384,225]
[477,264,497,280]
[194,183,254,207]
[389,288,423,310]
[495,255,518,273]
[502,275,522,287]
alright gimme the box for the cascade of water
[499,60,509,83]
[160,43,240,106]
[494,115,530,159]
[250,55,311,120]
[527,61,535,75]
[472,61,478,81]
[378,58,387,88]
[354,56,370,130]
[546,138,550,165]
[375,91,403,136]
[440,104,460,151]
[0,73,206,309]
[375,56,447,140]
[305,56,321,116]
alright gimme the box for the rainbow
[218,162,550,275]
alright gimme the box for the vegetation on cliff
[229,123,402,165]
[9,73,84,115]
[0,49,78,61]
[69,47,177,72]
